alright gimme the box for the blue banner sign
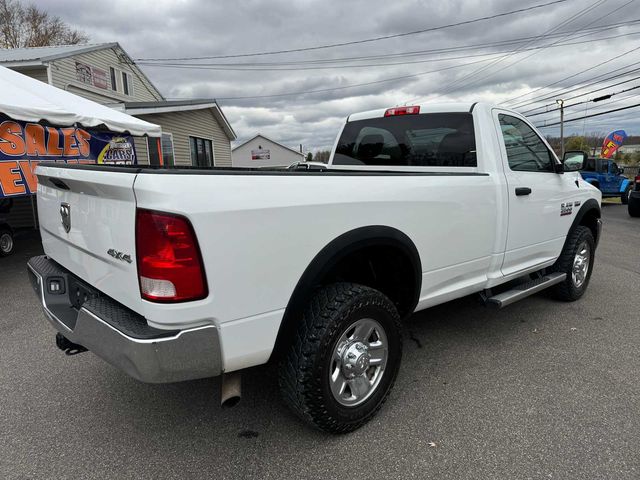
[0,116,137,197]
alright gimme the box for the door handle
[515,187,532,196]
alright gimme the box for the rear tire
[621,185,632,205]
[278,282,402,433]
[550,226,595,301]
[629,194,640,217]
[0,228,14,257]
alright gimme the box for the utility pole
[556,99,564,158]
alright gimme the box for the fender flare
[564,198,601,249]
[269,226,422,360]
[619,179,632,193]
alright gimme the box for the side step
[486,272,566,309]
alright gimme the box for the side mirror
[618,167,625,175]
[562,151,587,172]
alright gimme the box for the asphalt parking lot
[1,204,638,480]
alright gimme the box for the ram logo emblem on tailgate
[107,249,133,264]
[60,203,71,233]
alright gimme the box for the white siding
[49,46,162,104]
[232,136,304,167]
[133,109,232,167]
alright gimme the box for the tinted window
[499,114,554,172]
[333,113,476,167]
[109,67,117,91]
[190,137,214,167]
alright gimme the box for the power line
[408,0,609,103]
[135,0,571,61]
[535,101,640,127]
[505,44,640,110]
[522,81,640,115]
[137,30,640,71]
[510,61,640,113]
[444,0,625,96]
[530,90,640,127]
[213,56,499,101]
[137,19,639,68]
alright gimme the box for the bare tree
[0,0,88,48]
[313,150,331,163]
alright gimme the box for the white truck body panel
[37,168,142,313]
[34,102,601,374]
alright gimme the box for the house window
[147,137,162,166]
[161,133,175,166]
[146,134,175,166]
[92,68,108,89]
[110,67,117,91]
[75,61,92,84]
[121,71,133,96]
[189,137,214,167]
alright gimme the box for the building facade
[0,43,237,228]
[0,43,236,167]
[232,134,304,168]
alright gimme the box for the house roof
[232,134,304,157]
[0,43,118,67]
[120,99,237,140]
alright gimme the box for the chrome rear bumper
[27,255,222,383]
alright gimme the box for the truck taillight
[635,175,640,183]
[135,209,207,303]
[384,106,420,117]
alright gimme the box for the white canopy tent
[0,65,161,137]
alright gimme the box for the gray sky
[47,0,640,151]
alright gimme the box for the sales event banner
[0,118,137,198]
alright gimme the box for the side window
[498,114,554,172]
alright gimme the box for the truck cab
[567,152,633,203]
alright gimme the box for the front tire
[279,282,402,433]
[551,226,595,301]
[0,228,14,257]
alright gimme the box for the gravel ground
[0,204,638,480]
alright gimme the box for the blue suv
[564,151,633,204]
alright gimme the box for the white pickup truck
[28,102,602,433]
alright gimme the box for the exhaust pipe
[220,371,242,408]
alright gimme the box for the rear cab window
[333,113,477,168]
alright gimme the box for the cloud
[46,0,640,151]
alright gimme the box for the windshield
[333,113,477,167]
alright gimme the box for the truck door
[598,160,613,193]
[608,161,622,193]
[493,111,580,277]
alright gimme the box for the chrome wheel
[0,232,13,254]
[571,241,590,288]
[329,318,388,407]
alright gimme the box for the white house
[232,134,304,168]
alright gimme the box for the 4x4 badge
[107,249,133,264]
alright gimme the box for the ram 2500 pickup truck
[28,102,602,433]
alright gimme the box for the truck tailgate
[36,165,142,314]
